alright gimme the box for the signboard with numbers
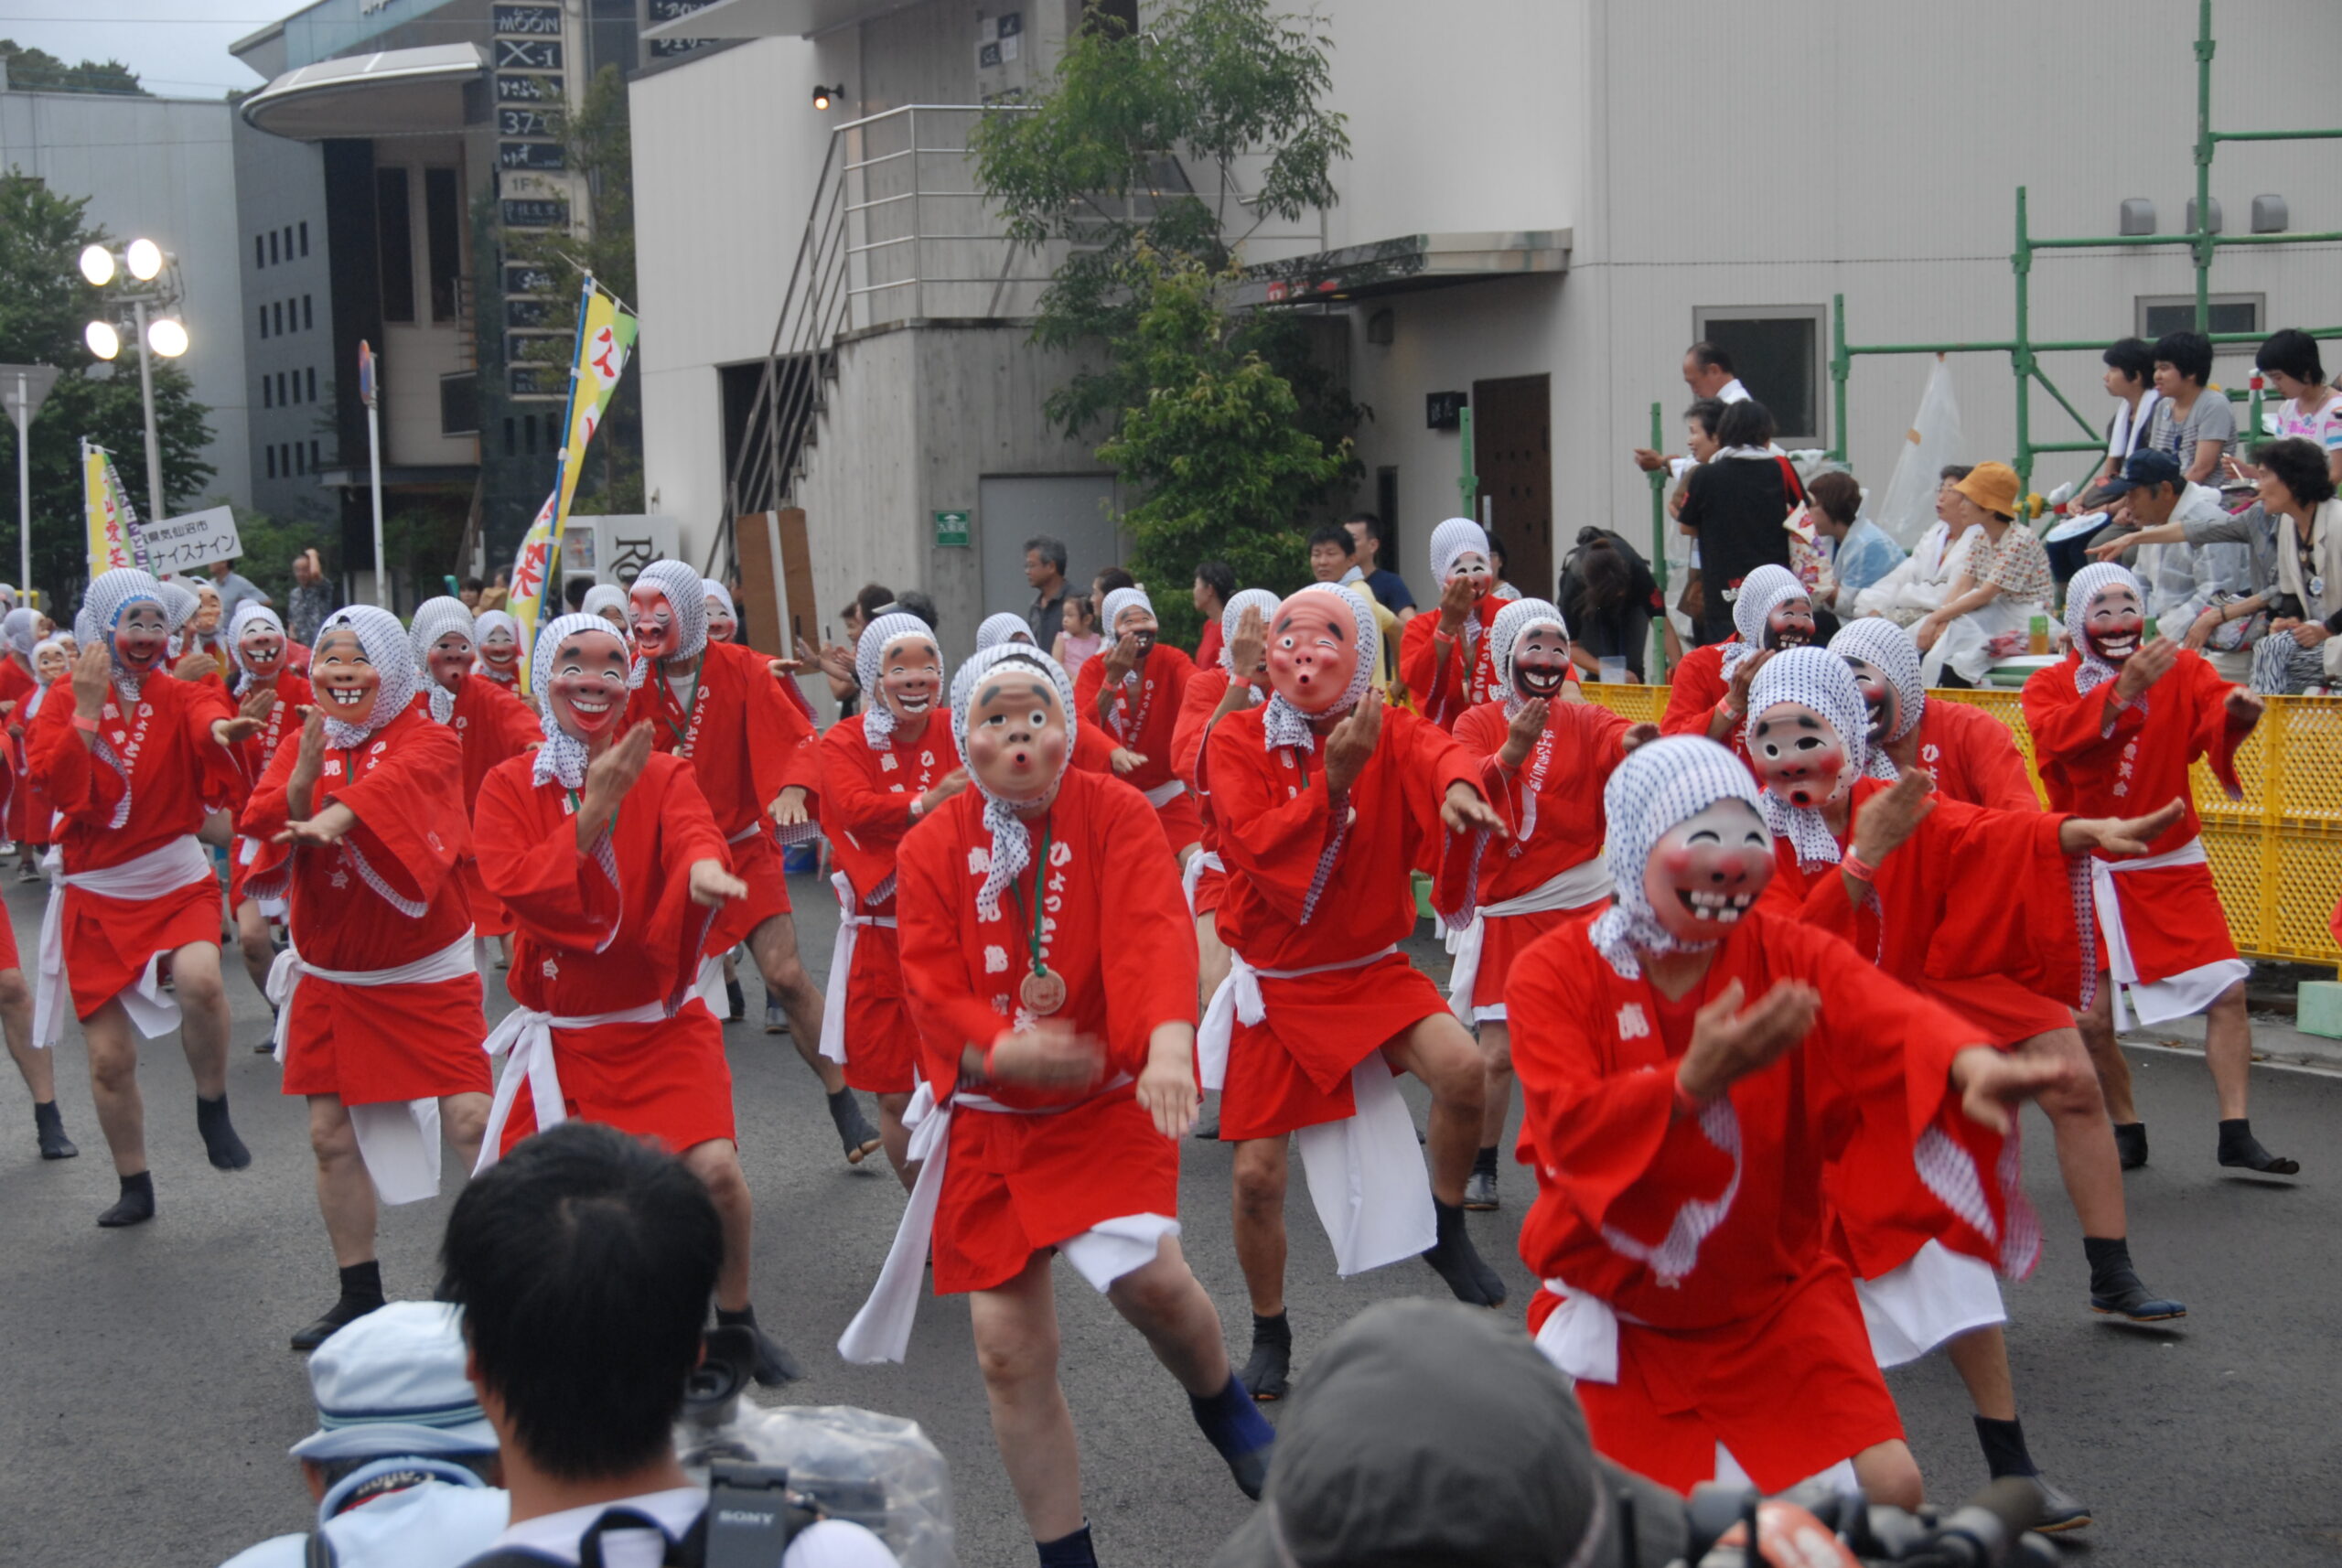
[500,141,566,171]
[494,4,562,33]
[495,38,563,70]
[498,106,553,137]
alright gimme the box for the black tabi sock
[1251,1310,1291,1348]
[1472,1144,1499,1177]
[338,1260,385,1309]
[2081,1235,2137,1295]
[119,1171,154,1202]
[1972,1415,2038,1479]
[1037,1523,1097,1568]
[33,1100,62,1131]
[714,1304,757,1329]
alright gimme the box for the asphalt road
[2,868,2337,1568]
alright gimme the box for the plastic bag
[679,1401,956,1568]
[1874,358,1965,551]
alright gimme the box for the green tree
[0,40,147,97]
[0,175,215,607]
[1097,251,1348,633]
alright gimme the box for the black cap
[1209,1300,1689,1568]
[2095,446,2184,499]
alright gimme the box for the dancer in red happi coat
[225,603,315,1004]
[1657,562,1813,760]
[410,596,540,965]
[1073,585,1202,861]
[1398,518,1506,730]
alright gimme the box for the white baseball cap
[290,1302,499,1461]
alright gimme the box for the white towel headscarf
[1429,517,1491,586]
[950,644,1080,923]
[1487,597,1570,718]
[2065,562,2144,697]
[314,606,421,749]
[529,612,628,789]
[1217,587,1282,675]
[409,596,478,725]
[1586,736,1768,980]
[857,612,942,751]
[86,568,181,702]
[1746,646,1890,874]
[1830,617,1927,744]
[227,602,290,694]
[3,606,39,657]
[1719,563,1809,680]
[580,584,628,623]
[701,579,736,628]
[975,612,1035,651]
[1262,582,1378,754]
[626,561,710,686]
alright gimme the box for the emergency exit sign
[933,509,971,547]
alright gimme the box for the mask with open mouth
[1587,736,1772,978]
[1100,586,1159,669]
[1262,584,1376,752]
[86,568,184,694]
[858,611,942,749]
[626,560,710,677]
[529,612,630,788]
[1746,647,1892,869]
[1829,618,1926,747]
[475,611,520,675]
[950,644,1080,922]
[702,580,738,645]
[2066,562,2148,694]
[1488,596,1573,714]
[229,602,289,694]
[313,606,418,746]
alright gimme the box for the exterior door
[977,473,1123,622]
[1472,374,1552,600]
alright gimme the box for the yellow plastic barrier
[1581,682,2342,967]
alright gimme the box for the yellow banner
[81,439,144,580]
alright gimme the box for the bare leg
[2017,1027,2126,1238]
[1104,1234,1234,1395]
[876,1090,915,1189]
[1383,1013,1486,1205]
[307,1094,377,1267]
[0,967,54,1105]
[83,999,145,1176]
[438,1090,489,1172]
[1944,1325,2017,1422]
[1852,1439,1924,1509]
[169,941,231,1100]
[1197,913,1230,1009]
[233,898,275,1000]
[2074,977,2136,1125]
[1230,1137,1289,1316]
[747,912,843,1092]
[2202,980,2253,1121]
[969,1251,1085,1545]
[681,1138,757,1312]
[1477,1019,1513,1149]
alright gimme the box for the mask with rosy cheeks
[1642,799,1773,940]
[1512,627,1572,702]
[113,601,170,672]
[1112,607,1158,660]
[426,631,476,692]
[35,648,67,682]
[548,635,630,742]
[1748,701,1853,811]
[191,588,222,636]
[1445,551,1494,597]
[878,634,942,725]
[311,628,382,726]
[1841,655,1896,746]
[704,596,736,644]
[478,630,518,671]
[964,674,1069,803]
[628,585,679,660]
[239,628,286,679]
[1265,596,1359,716]
[2084,584,2143,663]
[1764,597,1816,651]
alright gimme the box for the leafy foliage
[0,40,147,97]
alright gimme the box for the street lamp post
[80,240,188,529]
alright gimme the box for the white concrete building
[629,0,2342,664]
[0,83,253,511]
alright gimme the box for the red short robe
[1436,698,1632,1013]
[1906,699,2037,810]
[1656,640,1757,767]
[0,654,36,840]
[1200,703,1475,1141]
[241,707,487,1104]
[227,671,315,907]
[1398,603,1500,731]
[15,677,63,852]
[896,767,1198,1294]
[2022,650,2246,986]
[429,674,541,939]
[1073,641,1203,850]
[1194,618,1224,672]
[1170,664,1252,918]
[625,639,821,953]
[476,750,736,1155]
[1507,908,2028,1494]
[815,713,955,1094]
[29,671,239,1009]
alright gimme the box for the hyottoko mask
[238,623,287,682]
[1764,596,1817,651]
[311,628,382,728]
[113,598,171,674]
[1747,700,1854,811]
[1445,550,1494,597]
[190,585,223,636]
[964,665,1069,804]
[546,628,630,743]
[704,595,737,644]
[1842,656,1896,746]
[2082,581,2144,664]
[35,645,67,682]
[426,630,476,692]
[628,583,681,661]
[1642,798,1773,941]
[1512,624,1572,702]
[1265,592,1360,717]
[478,626,518,671]
[878,630,943,727]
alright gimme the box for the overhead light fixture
[147,317,189,358]
[85,321,121,360]
[812,82,844,110]
[79,244,115,286]
[125,238,165,282]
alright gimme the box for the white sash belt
[1197,943,1398,1091]
[1180,850,1224,917]
[265,931,479,1205]
[819,871,896,1066]
[1444,862,1613,1022]
[1532,1279,1641,1386]
[471,996,671,1176]
[34,835,213,1048]
[1142,779,1187,809]
[2089,835,2208,1031]
[838,1072,1146,1366]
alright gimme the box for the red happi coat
[2022,650,2246,985]
[895,767,1198,1293]
[1074,641,1202,849]
[1905,698,2038,810]
[15,676,65,851]
[1170,663,1257,918]
[0,653,35,839]
[1199,703,1475,1140]
[1399,603,1500,731]
[476,750,736,1155]
[1507,908,2030,1495]
[1435,698,1633,1014]
[816,712,955,1094]
[29,671,239,1009]
[428,674,541,938]
[241,706,486,1104]
[625,638,822,951]
[227,671,315,907]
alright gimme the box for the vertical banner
[508,276,639,690]
[82,438,146,579]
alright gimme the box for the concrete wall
[0,90,253,513]
[233,114,338,523]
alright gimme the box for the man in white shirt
[446,1122,897,1568]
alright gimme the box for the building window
[295,444,306,476]
[304,294,314,332]
[269,231,280,266]
[307,367,317,403]
[424,167,462,323]
[377,166,415,324]
[1692,305,1828,446]
[2136,294,2262,341]
[258,304,268,340]
[310,439,321,470]
[523,413,538,454]
[503,416,516,456]
[273,301,284,337]
[254,234,264,270]
[262,377,273,410]
[283,225,294,260]
[265,446,275,479]
[299,220,309,257]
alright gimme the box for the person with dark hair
[2146,329,2235,484]
[1853,465,1984,626]
[459,577,487,612]
[1305,525,1401,691]
[804,583,894,719]
[1341,513,1417,619]
[448,1121,896,1565]
[1077,585,1204,861]
[1684,340,1745,402]
[1023,537,1069,646]
[2259,328,2342,487]
[2076,450,2252,664]
[563,577,595,615]
[1191,561,1238,666]
[2094,338,2164,486]
[1303,525,1352,584]
[1675,400,1802,647]
[1483,535,1521,602]
[888,590,940,630]
[1052,592,1103,683]
[1805,469,1906,609]
[1554,528,1670,682]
